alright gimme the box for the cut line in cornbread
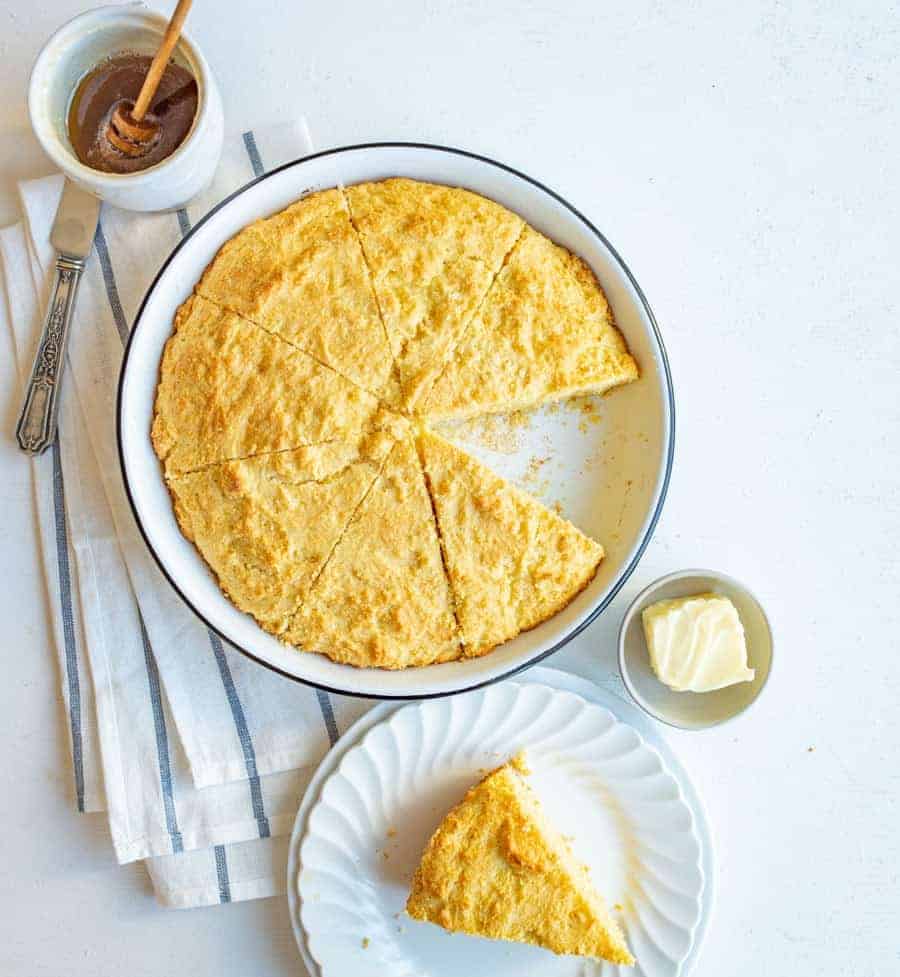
[421,226,638,420]
[166,436,399,635]
[195,187,395,399]
[286,436,462,668]
[417,428,604,657]
[152,293,406,477]
[344,178,524,411]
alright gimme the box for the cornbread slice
[195,188,395,399]
[422,226,639,420]
[418,429,604,657]
[152,294,405,476]
[285,436,461,668]
[345,179,524,410]
[407,752,634,965]
[166,436,397,635]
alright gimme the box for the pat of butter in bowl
[641,593,755,693]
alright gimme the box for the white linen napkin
[2,123,370,907]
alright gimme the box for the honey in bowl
[67,52,198,174]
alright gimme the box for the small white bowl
[28,2,224,212]
[618,569,773,730]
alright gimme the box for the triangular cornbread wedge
[166,435,398,635]
[418,429,604,657]
[407,752,634,965]
[285,436,462,668]
[345,179,523,410]
[152,294,406,476]
[195,188,395,399]
[421,226,639,420]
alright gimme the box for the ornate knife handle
[16,255,85,455]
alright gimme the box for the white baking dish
[117,143,675,698]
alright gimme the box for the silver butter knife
[16,180,101,455]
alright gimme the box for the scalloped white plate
[296,677,707,977]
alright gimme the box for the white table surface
[1,1,897,974]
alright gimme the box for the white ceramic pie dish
[117,143,675,699]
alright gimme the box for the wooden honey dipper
[107,0,194,158]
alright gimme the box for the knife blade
[50,180,101,258]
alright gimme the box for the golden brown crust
[421,226,639,420]
[285,436,462,668]
[195,187,395,398]
[406,752,634,965]
[417,429,604,657]
[152,294,404,477]
[345,179,524,410]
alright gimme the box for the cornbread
[642,592,756,692]
[153,179,640,669]
[345,178,524,410]
[152,294,405,476]
[195,187,395,399]
[423,226,638,420]
[285,436,462,668]
[166,438,395,635]
[418,429,605,657]
[406,752,634,965]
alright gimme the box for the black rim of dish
[116,141,677,700]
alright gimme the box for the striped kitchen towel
[1,123,371,907]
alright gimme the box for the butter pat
[641,593,755,693]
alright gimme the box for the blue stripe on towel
[242,131,264,178]
[207,632,271,838]
[214,844,231,902]
[176,208,191,239]
[51,437,86,812]
[241,129,341,749]
[316,691,339,746]
[93,223,128,344]
[139,617,183,853]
